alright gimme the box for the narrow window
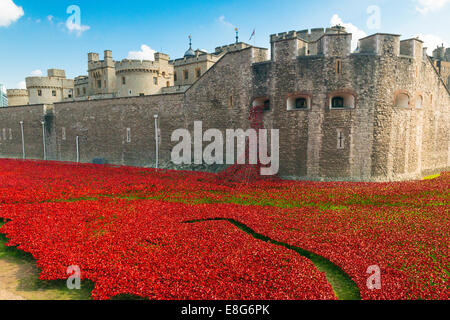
[9,128,12,140]
[416,96,423,109]
[184,70,189,80]
[52,90,57,97]
[263,99,271,111]
[62,127,66,141]
[228,96,233,108]
[139,93,145,96]
[3,128,6,140]
[166,81,170,87]
[38,90,42,96]
[153,77,158,85]
[126,128,131,143]
[77,88,80,96]
[174,73,177,82]
[97,80,102,88]
[337,129,345,149]
[336,60,342,74]
[196,68,201,78]
[83,87,86,95]
[122,77,126,85]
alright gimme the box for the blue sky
[0,0,449,89]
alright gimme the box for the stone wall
[0,104,47,160]
[52,94,184,167]
[0,35,448,182]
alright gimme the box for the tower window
[174,73,177,82]
[337,129,345,149]
[153,77,158,85]
[394,93,409,108]
[287,95,310,110]
[183,70,189,80]
[97,80,102,88]
[126,128,131,143]
[263,99,270,111]
[336,59,342,74]
[416,95,423,109]
[332,97,344,108]
[228,96,233,108]
[295,98,308,109]
[52,90,57,97]
[38,90,42,96]
[122,77,126,85]
[196,68,201,78]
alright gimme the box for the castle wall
[52,94,184,166]
[0,33,448,181]
[7,89,29,107]
[115,58,174,97]
[26,75,74,105]
[0,104,47,160]
[370,43,450,181]
[173,54,219,86]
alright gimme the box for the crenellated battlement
[215,42,251,54]
[6,89,28,96]
[271,26,347,43]
[357,33,401,56]
[399,38,424,60]
[115,59,161,73]
[270,30,300,43]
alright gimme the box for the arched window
[332,97,344,108]
[395,93,409,108]
[415,95,423,109]
[329,92,355,109]
[287,94,310,110]
[252,97,271,111]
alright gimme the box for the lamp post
[41,121,47,160]
[19,121,25,159]
[154,114,159,169]
[76,136,80,163]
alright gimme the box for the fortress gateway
[0,26,449,182]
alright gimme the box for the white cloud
[416,33,448,54]
[30,69,43,77]
[66,20,90,37]
[47,15,54,24]
[127,44,156,61]
[0,0,24,27]
[217,15,235,28]
[17,81,26,89]
[415,0,450,14]
[35,19,41,23]
[330,14,367,52]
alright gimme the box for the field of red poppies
[0,159,448,300]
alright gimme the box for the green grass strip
[185,218,361,301]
